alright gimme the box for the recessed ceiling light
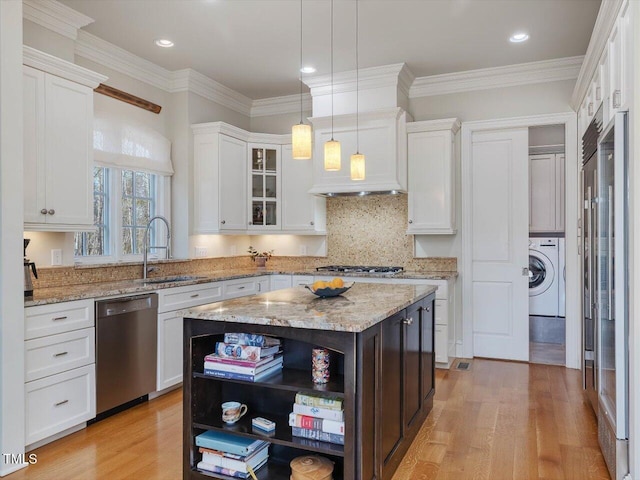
[509,32,529,43]
[300,66,316,74]
[155,38,174,48]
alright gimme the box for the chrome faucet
[143,215,171,280]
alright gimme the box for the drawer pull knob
[402,317,414,325]
[53,351,68,357]
[54,399,69,407]
[41,208,48,215]
[190,294,200,298]
[221,220,226,225]
[52,316,68,321]
[48,209,55,215]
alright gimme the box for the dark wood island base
[182,284,436,480]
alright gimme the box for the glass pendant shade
[324,139,341,171]
[292,123,312,159]
[350,153,365,180]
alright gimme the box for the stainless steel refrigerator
[581,110,629,480]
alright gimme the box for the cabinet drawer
[25,364,95,446]
[25,328,95,382]
[293,275,314,286]
[158,282,223,313]
[224,278,257,299]
[25,299,94,340]
[435,325,448,364]
[434,300,448,326]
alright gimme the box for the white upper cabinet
[22,48,106,231]
[281,144,326,233]
[406,118,460,235]
[192,124,247,234]
[248,143,281,231]
[529,153,565,233]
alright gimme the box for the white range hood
[304,64,414,196]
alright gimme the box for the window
[75,167,165,262]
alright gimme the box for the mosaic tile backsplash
[33,195,456,288]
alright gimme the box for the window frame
[74,166,170,265]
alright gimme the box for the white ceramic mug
[221,401,248,424]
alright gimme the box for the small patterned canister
[311,348,330,384]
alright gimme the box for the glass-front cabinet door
[248,144,281,230]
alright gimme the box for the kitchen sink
[137,275,207,285]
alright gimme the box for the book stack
[288,393,345,445]
[204,333,283,382]
[196,430,270,479]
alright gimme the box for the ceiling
[59,0,601,100]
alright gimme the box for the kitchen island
[181,283,437,480]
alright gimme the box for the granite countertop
[180,283,437,333]
[25,268,456,307]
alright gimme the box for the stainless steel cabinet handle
[48,209,55,215]
[408,219,413,224]
[190,294,200,298]
[52,316,68,321]
[40,208,48,215]
[53,351,68,357]
[522,267,529,276]
[221,220,226,225]
[402,317,414,325]
[613,90,622,108]
[237,286,245,290]
[54,399,69,407]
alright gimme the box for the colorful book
[204,353,275,367]
[214,342,281,360]
[291,426,344,445]
[292,403,344,422]
[195,430,268,456]
[295,393,343,411]
[196,457,268,479]
[204,362,283,382]
[288,412,345,435]
[204,355,283,376]
[199,444,269,472]
[223,333,280,347]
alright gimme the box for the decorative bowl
[305,282,354,298]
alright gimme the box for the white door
[470,128,529,361]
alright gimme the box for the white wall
[250,111,310,134]
[23,18,74,62]
[0,1,25,475]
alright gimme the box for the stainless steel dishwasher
[95,293,158,418]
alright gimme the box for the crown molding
[75,30,172,91]
[251,93,312,117]
[304,63,412,96]
[23,45,107,88]
[23,0,94,40]
[410,56,583,98]
[570,0,624,109]
[169,69,252,116]
[406,118,461,134]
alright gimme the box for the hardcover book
[195,430,268,456]
[199,444,269,472]
[223,333,280,348]
[204,355,283,376]
[292,403,344,422]
[196,458,268,479]
[291,426,345,445]
[204,362,283,382]
[294,393,343,411]
[288,412,345,435]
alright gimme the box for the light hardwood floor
[8,359,609,480]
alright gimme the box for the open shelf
[193,368,345,397]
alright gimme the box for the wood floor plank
[6,360,610,480]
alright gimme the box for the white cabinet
[255,276,270,293]
[292,275,314,286]
[406,118,460,234]
[24,299,96,447]
[193,125,248,234]
[157,282,224,391]
[281,144,326,233]
[248,143,281,231]
[529,153,565,233]
[271,274,293,290]
[22,48,106,231]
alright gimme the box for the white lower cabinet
[270,275,293,290]
[292,275,314,286]
[24,299,96,448]
[435,325,448,364]
[26,364,95,446]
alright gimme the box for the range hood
[304,64,414,196]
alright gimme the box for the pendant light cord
[355,0,359,154]
[299,0,303,124]
[330,0,334,141]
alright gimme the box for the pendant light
[324,0,341,171]
[292,0,312,159]
[350,0,365,181]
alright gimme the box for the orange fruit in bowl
[312,280,327,291]
[330,277,344,289]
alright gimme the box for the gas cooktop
[316,265,404,275]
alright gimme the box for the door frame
[461,112,579,369]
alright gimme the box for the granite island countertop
[180,283,437,333]
[25,268,453,307]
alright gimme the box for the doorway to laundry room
[528,125,567,366]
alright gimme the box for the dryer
[529,238,559,316]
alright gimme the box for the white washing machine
[529,237,559,316]
[558,238,565,317]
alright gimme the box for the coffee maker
[24,238,37,297]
